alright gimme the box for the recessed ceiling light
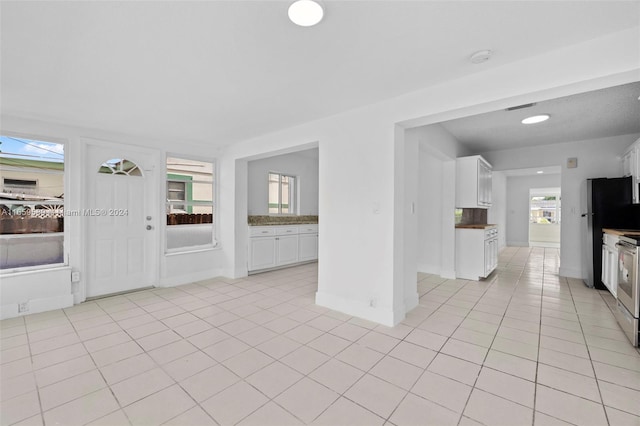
[288,0,324,27]
[537,171,544,174]
[522,114,550,124]
[469,50,492,64]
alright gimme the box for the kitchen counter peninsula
[248,215,318,226]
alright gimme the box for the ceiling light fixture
[522,114,550,124]
[537,171,544,174]
[288,0,324,27]
[469,50,492,64]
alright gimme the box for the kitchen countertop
[248,215,318,226]
[603,228,640,236]
[455,224,497,229]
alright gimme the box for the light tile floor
[2,247,640,426]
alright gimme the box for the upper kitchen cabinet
[456,155,492,209]
[622,137,640,204]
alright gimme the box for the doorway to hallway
[529,187,561,248]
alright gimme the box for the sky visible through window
[0,136,64,163]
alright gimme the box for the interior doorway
[529,187,561,248]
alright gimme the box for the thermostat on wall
[567,157,578,169]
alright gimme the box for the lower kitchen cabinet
[248,237,277,270]
[601,232,619,297]
[248,224,318,273]
[456,226,498,280]
[276,234,299,265]
[298,233,319,261]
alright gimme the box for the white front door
[85,143,158,298]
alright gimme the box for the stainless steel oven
[615,236,639,346]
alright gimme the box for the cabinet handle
[262,231,268,234]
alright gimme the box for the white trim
[1,294,73,320]
[0,262,67,277]
[165,245,221,257]
[507,240,530,247]
[416,263,440,275]
[158,268,226,287]
[315,291,404,327]
[559,266,582,279]
[440,269,456,280]
[404,292,419,314]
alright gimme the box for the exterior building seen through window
[268,172,297,214]
[0,135,65,270]
[166,156,215,251]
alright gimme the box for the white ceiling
[439,82,640,153]
[1,1,639,146]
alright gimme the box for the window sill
[0,264,69,277]
[165,244,221,257]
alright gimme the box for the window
[0,135,65,271]
[530,195,561,224]
[268,172,297,214]
[166,156,215,251]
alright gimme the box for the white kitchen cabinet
[622,138,640,204]
[455,226,498,280]
[248,224,318,273]
[276,234,299,265]
[601,232,619,297]
[298,233,319,261]
[249,237,277,271]
[456,155,493,209]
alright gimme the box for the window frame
[0,133,68,274]
[164,154,218,254]
[268,171,298,215]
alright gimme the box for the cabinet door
[477,161,492,207]
[601,245,609,287]
[484,239,492,276]
[249,237,277,271]
[277,235,299,265]
[492,238,498,270]
[298,233,318,261]
[609,247,618,297]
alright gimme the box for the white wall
[247,149,319,215]
[410,124,470,276]
[482,133,639,278]
[504,174,561,246]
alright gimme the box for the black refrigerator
[582,176,635,289]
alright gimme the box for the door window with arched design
[98,158,142,176]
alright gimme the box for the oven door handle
[616,242,635,251]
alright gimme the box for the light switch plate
[567,157,578,168]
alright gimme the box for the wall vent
[505,103,536,111]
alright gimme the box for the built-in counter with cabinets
[247,216,318,273]
[455,224,498,281]
[601,228,640,297]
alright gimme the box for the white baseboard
[440,269,456,280]
[404,292,419,313]
[559,266,583,279]
[158,269,225,287]
[1,294,74,320]
[507,241,529,247]
[315,291,404,327]
[416,264,440,275]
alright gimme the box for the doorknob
[146,225,153,230]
